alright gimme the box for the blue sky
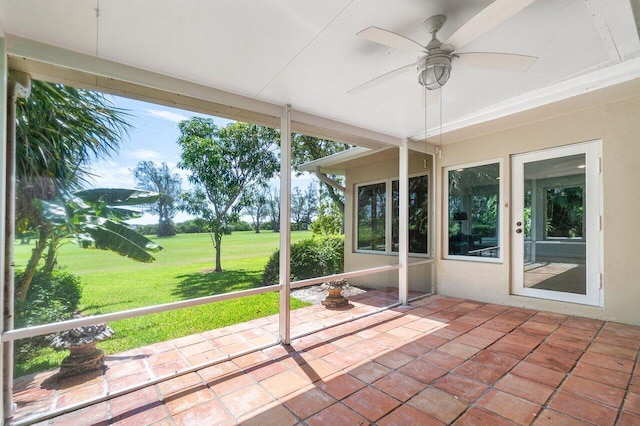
[87,95,314,225]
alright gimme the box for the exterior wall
[343,95,640,325]
[435,95,640,325]
[345,150,433,294]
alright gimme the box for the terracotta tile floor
[11,289,640,425]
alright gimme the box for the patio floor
[11,288,640,425]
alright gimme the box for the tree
[132,161,182,237]
[177,119,279,271]
[291,134,349,212]
[267,188,280,233]
[291,187,305,231]
[14,80,131,297]
[242,188,269,233]
[291,183,318,231]
[310,201,342,236]
[16,188,162,302]
[302,183,318,229]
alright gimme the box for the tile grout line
[445,306,540,425]
[614,335,640,424]
[531,317,607,425]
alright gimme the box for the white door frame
[512,141,602,306]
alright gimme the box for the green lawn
[13,230,312,376]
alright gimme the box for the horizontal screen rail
[3,284,280,342]
[3,263,422,342]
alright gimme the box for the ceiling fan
[349,0,537,94]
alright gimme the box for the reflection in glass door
[512,142,602,306]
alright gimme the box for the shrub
[262,236,344,285]
[230,221,253,232]
[310,202,342,236]
[134,223,158,236]
[14,268,83,328]
[174,219,209,234]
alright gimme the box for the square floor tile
[283,387,335,420]
[561,375,626,407]
[373,371,425,402]
[398,359,447,384]
[477,389,541,425]
[548,391,618,425]
[378,404,444,426]
[220,384,274,419]
[454,407,518,426]
[510,361,566,388]
[315,372,366,400]
[305,403,368,426]
[343,386,400,422]
[433,373,488,403]
[260,370,310,399]
[408,387,468,424]
[495,373,555,405]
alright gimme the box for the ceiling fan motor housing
[418,51,452,90]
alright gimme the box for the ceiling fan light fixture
[418,53,451,90]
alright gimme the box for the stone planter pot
[322,287,349,308]
[51,323,114,379]
[58,342,105,379]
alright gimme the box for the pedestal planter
[321,279,349,309]
[50,323,114,379]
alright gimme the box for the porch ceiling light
[418,52,452,90]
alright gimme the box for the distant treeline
[133,219,283,236]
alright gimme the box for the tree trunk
[16,226,49,301]
[42,233,59,274]
[214,232,223,272]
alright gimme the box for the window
[356,174,428,255]
[392,175,428,254]
[357,182,386,251]
[447,162,501,259]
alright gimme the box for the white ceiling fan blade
[444,0,536,49]
[357,27,425,53]
[455,52,537,72]
[348,63,416,94]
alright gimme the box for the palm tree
[15,80,132,300]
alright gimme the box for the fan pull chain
[424,86,428,169]
[439,86,443,159]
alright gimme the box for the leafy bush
[174,219,209,234]
[14,269,83,328]
[262,236,344,285]
[259,220,274,231]
[230,221,253,232]
[310,202,342,236]
[134,223,158,236]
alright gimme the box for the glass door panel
[512,142,601,305]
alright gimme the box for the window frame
[444,159,503,263]
[354,172,430,257]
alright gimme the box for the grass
[13,230,312,376]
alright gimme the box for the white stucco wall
[344,92,640,325]
[436,95,640,325]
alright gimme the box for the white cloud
[145,109,189,123]
[126,149,163,161]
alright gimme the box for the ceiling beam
[6,35,399,149]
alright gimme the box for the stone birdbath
[321,279,349,308]
[50,323,114,379]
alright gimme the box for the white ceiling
[0,0,639,143]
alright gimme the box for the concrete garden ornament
[321,278,349,308]
[50,323,114,378]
